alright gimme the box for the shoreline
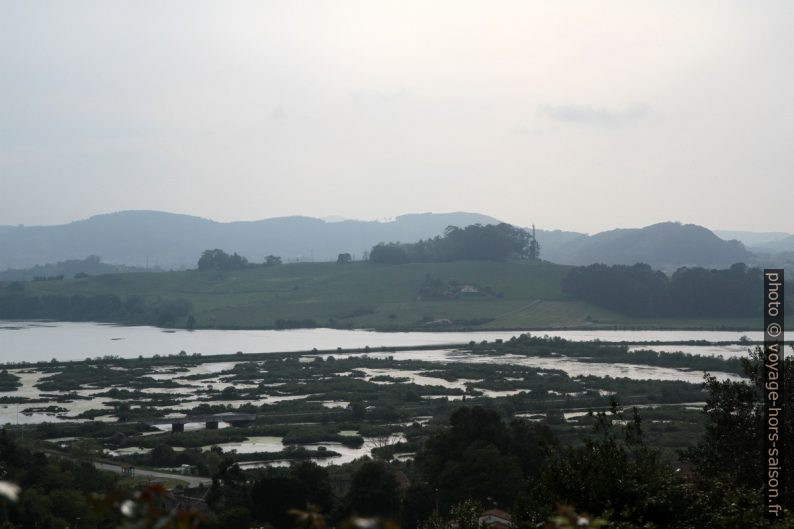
[0,317,777,333]
[0,337,779,370]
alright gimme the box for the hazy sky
[1,1,792,233]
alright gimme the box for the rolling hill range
[748,235,794,254]
[0,256,147,281]
[541,222,752,270]
[714,229,794,254]
[714,229,793,248]
[0,211,762,273]
[8,260,774,331]
[0,211,500,270]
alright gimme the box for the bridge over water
[136,412,258,432]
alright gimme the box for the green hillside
[14,260,777,330]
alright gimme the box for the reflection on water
[0,321,763,363]
[321,349,744,384]
[216,433,408,468]
[0,321,754,426]
[203,436,285,453]
[629,344,754,358]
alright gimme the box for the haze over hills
[714,229,793,248]
[713,229,794,257]
[746,235,794,254]
[0,211,769,272]
[0,256,147,282]
[543,222,753,270]
[0,211,501,270]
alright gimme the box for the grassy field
[20,260,784,331]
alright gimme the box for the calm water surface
[0,321,763,363]
[0,321,755,427]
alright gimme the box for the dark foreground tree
[416,406,555,511]
[684,345,794,508]
[346,460,400,517]
[525,376,794,528]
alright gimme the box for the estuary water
[0,320,762,363]
[0,321,756,427]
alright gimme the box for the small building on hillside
[479,508,512,529]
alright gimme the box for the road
[92,461,212,487]
[42,449,212,488]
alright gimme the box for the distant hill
[714,229,792,248]
[3,259,780,331]
[712,230,794,275]
[542,222,752,269]
[3,260,586,330]
[747,235,794,254]
[534,229,587,257]
[0,255,149,281]
[0,212,759,272]
[0,210,500,270]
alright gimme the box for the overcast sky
[1,1,792,233]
